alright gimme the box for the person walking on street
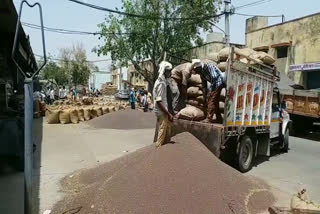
[129,88,136,109]
[153,61,174,148]
[192,59,225,123]
[141,90,148,112]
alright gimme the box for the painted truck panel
[225,61,274,127]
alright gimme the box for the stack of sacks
[177,74,205,121]
[217,47,275,67]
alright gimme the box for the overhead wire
[34,54,112,63]
[234,12,283,18]
[67,0,225,20]
[22,22,131,36]
[235,0,272,10]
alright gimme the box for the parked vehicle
[115,89,130,99]
[280,89,320,135]
[169,48,292,172]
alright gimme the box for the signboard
[289,63,320,72]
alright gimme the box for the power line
[34,54,112,63]
[22,22,131,36]
[67,0,225,21]
[234,12,283,18]
[235,0,272,10]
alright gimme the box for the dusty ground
[33,109,155,214]
[52,132,275,214]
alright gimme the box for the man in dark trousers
[192,59,225,123]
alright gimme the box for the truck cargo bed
[170,119,224,157]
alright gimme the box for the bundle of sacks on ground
[45,97,128,124]
[176,47,275,123]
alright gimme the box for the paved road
[248,133,320,207]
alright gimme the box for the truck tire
[281,128,289,153]
[237,136,253,173]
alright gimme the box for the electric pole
[224,0,231,46]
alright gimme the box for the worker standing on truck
[192,59,225,123]
[153,61,174,147]
[170,62,194,113]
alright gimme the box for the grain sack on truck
[187,74,202,86]
[252,51,275,65]
[218,47,239,61]
[177,105,205,121]
[46,109,60,124]
[187,86,203,98]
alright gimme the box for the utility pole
[224,0,231,46]
[119,66,122,90]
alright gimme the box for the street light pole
[224,0,231,46]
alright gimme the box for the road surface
[248,133,320,207]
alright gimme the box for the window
[276,46,288,58]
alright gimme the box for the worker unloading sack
[192,59,226,123]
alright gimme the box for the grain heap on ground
[52,132,275,214]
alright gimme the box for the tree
[59,43,92,88]
[40,60,68,86]
[70,44,92,87]
[95,0,221,89]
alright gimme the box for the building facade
[246,13,320,89]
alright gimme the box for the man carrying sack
[153,61,174,147]
[170,62,194,113]
[192,59,225,123]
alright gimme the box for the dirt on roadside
[52,132,275,214]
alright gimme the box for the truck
[280,89,320,135]
[168,48,292,172]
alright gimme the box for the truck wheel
[237,136,253,173]
[282,128,289,153]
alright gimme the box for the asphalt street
[248,133,320,208]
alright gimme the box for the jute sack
[187,99,200,106]
[59,109,71,124]
[178,106,205,121]
[240,57,263,65]
[252,51,275,65]
[291,190,320,211]
[187,74,202,86]
[83,108,91,121]
[108,106,116,112]
[91,108,99,118]
[218,47,239,61]
[102,106,109,114]
[46,109,60,124]
[187,86,203,98]
[96,107,103,116]
[70,109,79,124]
[217,62,227,72]
[235,48,255,58]
[207,52,219,62]
[77,108,85,121]
[196,95,204,104]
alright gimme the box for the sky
[13,0,320,77]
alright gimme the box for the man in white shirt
[153,61,173,147]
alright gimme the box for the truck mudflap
[154,119,224,157]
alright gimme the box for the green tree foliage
[40,60,68,86]
[95,0,221,88]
